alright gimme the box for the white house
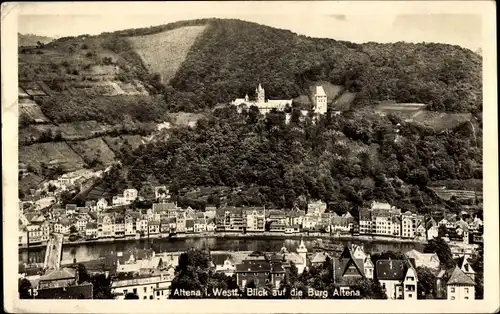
[446,266,475,300]
[96,198,108,211]
[85,222,98,238]
[111,269,174,300]
[376,259,418,300]
[123,189,138,204]
[215,257,236,277]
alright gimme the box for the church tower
[297,239,308,264]
[313,86,327,114]
[256,83,265,103]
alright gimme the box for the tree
[170,248,213,298]
[125,293,140,299]
[19,278,32,299]
[342,277,386,299]
[48,184,57,193]
[438,224,448,238]
[424,238,455,269]
[77,264,91,284]
[91,274,114,299]
[416,267,437,299]
[69,225,78,234]
[469,245,484,299]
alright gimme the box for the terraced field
[128,25,207,83]
[19,142,86,172]
[58,121,114,140]
[429,186,480,201]
[68,137,116,165]
[19,99,50,123]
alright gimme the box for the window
[451,296,455,300]
[450,287,455,293]
[144,287,147,293]
[143,296,147,299]
[133,288,137,294]
[157,291,160,296]
[150,295,153,300]
[408,294,412,298]
[465,288,469,293]
[465,297,469,300]
[124,289,128,295]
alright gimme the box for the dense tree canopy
[109,105,481,211]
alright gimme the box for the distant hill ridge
[18,33,54,46]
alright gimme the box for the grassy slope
[128,25,207,83]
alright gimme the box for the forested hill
[20,18,482,121]
[141,18,480,113]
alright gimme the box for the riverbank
[19,232,425,251]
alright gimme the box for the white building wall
[447,285,475,300]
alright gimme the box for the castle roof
[315,86,326,97]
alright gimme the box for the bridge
[43,233,64,270]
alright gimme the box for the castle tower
[297,239,308,263]
[257,83,265,103]
[314,86,327,114]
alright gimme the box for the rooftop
[447,266,476,286]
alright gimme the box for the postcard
[2,1,498,313]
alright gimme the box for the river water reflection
[20,236,423,265]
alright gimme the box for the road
[43,233,64,270]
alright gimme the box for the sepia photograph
[2,1,498,313]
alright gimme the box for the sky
[16,2,484,51]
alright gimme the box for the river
[19,236,423,265]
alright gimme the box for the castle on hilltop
[232,83,327,115]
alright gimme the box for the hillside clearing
[128,25,207,83]
[412,112,473,131]
[166,112,206,127]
